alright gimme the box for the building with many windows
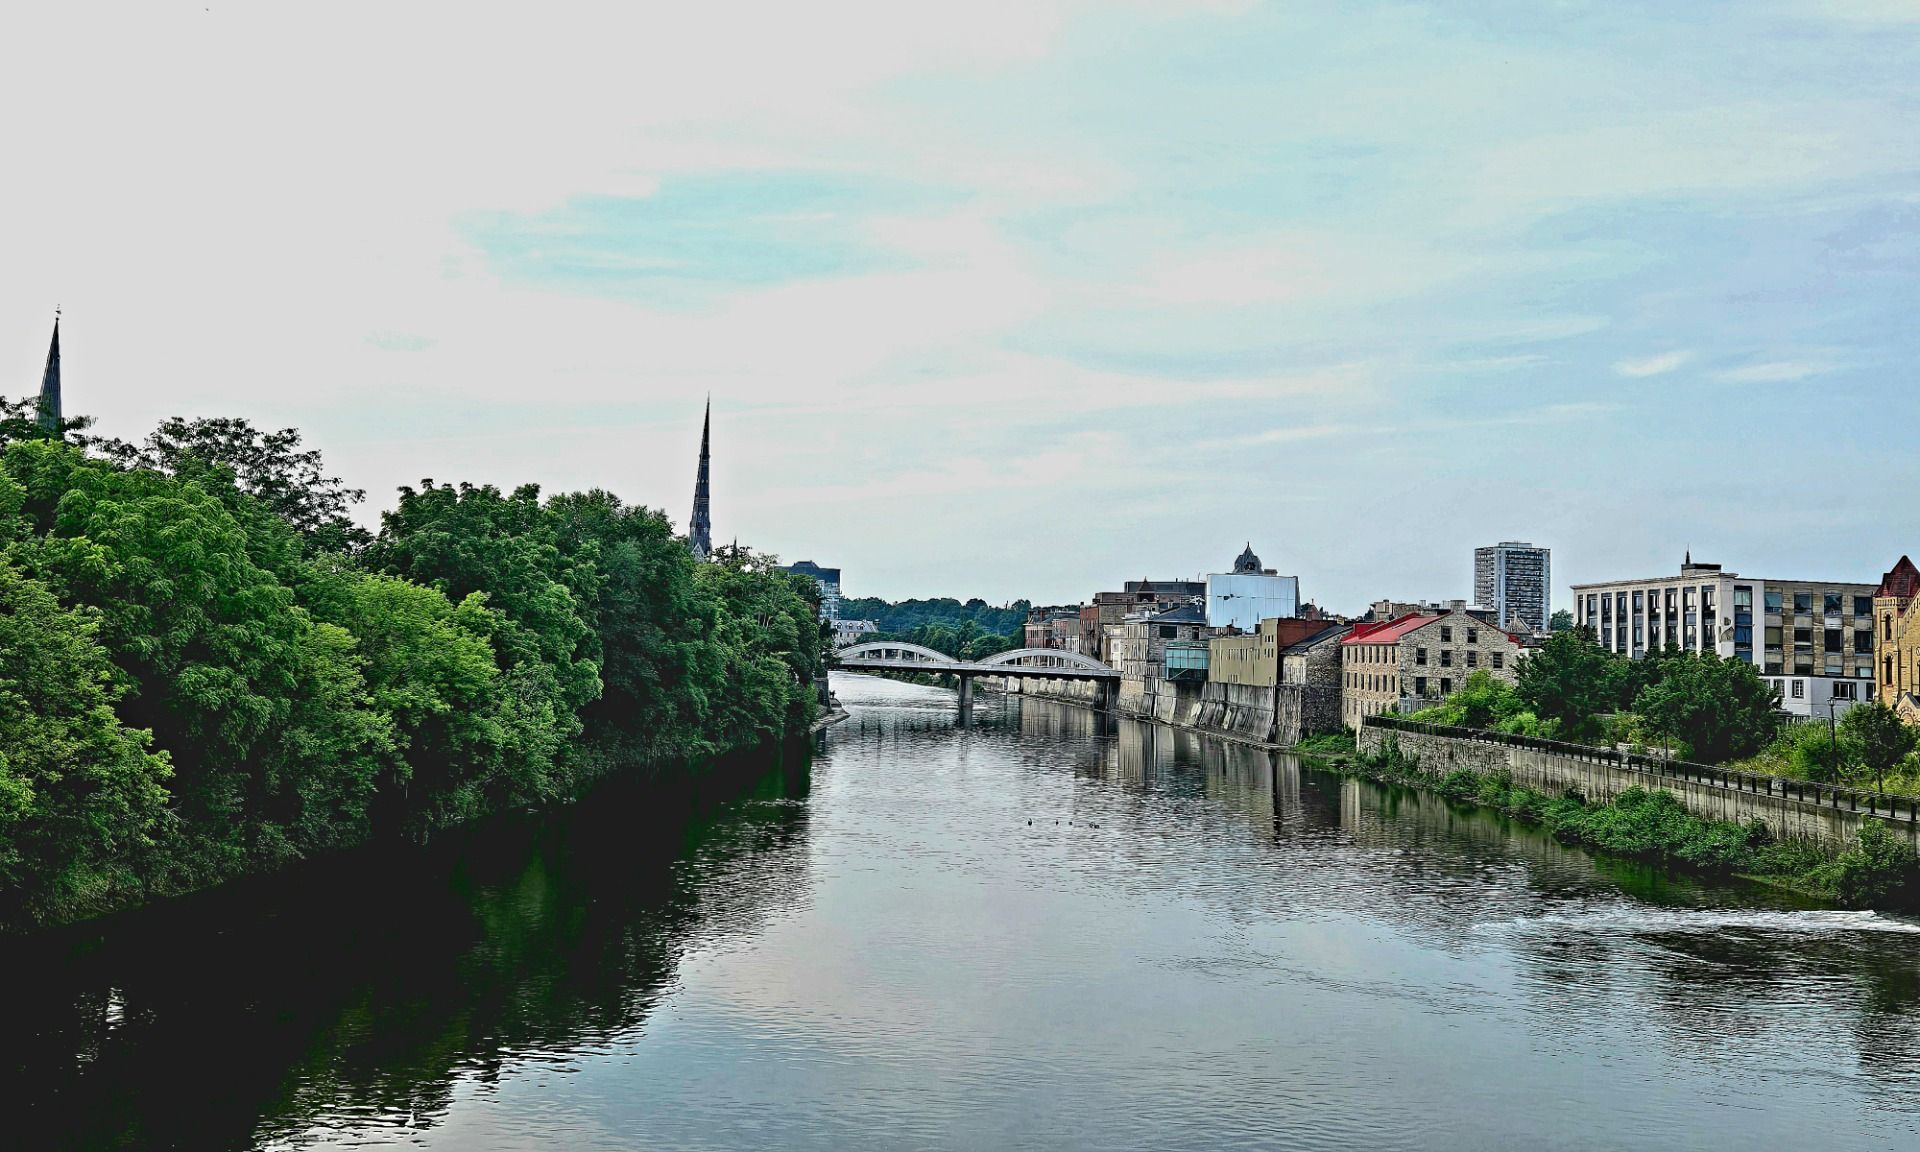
[1106,604,1209,683]
[1474,541,1551,634]
[1340,612,1523,729]
[780,561,842,621]
[1571,556,1876,718]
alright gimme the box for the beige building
[1340,612,1524,730]
[1572,556,1876,717]
[1210,622,1282,687]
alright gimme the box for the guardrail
[1362,714,1920,823]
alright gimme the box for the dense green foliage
[1414,627,1786,765]
[871,619,1021,661]
[0,402,820,930]
[840,595,1030,638]
[1731,701,1920,796]
[1410,670,1550,736]
[1634,650,1780,763]
[1355,737,1918,907]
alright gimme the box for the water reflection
[8,674,1920,1151]
[7,750,813,1151]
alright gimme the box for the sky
[4,1,1919,614]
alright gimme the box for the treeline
[839,595,1030,637]
[872,621,1021,662]
[0,401,825,930]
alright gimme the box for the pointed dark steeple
[688,398,712,559]
[37,312,62,436]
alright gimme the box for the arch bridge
[833,641,1119,716]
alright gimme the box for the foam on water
[1489,904,1920,937]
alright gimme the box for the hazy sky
[5,2,1918,612]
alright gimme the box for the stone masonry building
[1874,555,1920,719]
[1341,612,1524,730]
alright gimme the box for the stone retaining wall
[1356,723,1920,854]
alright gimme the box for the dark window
[1467,628,1479,643]
[1855,630,1873,654]
[1466,650,1479,668]
[1888,614,1895,641]
[1794,626,1812,645]
[1440,649,1453,667]
[1415,676,1427,696]
[1825,628,1844,652]
[1440,626,1453,641]
[1825,592,1843,615]
[1765,589,1783,612]
[1441,678,1452,695]
[1855,595,1873,616]
[1415,647,1428,665]
[1795,591,1813,613]
[1492,652,1504,669]
[1158,625,1176,639]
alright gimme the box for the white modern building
[1475,541,1551,634]
[1205,543,1300,632]
[1571,556,1877,718]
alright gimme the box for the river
[9,673,1920,1150]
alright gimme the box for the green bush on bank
[1351,737,1916,907]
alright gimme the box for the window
[1159,625,1176,639]
[1792,679,1805,699]
[1825,653,1843,676]
[1855,630,1873,654]
[1440,649,1454,667]
[1416,647,1428,666]
[1415,676,1427,697]
[1441,678,1452,695]
[1795,591,1813,613]
[1633,590,1644,611]
[1794,626,1812,645]
[1467,628,1479,643]
[1440,626,1453,641]
[1888,614,1895,641]
[1794,657,1814,676]
[1765,589,1783,612]
[1825,592,1843,615]
[1766,660,1784,675]
[1467,650,1479,668]
[1833,681,1858,701]
[1855,595,1873,617]
[1825,628,1844,653]
[1492,652,1505,669]
[1734,587,1752,609]
[1765,626,1783,648]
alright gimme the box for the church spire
[37,312,62,436]
[689,397,712,559]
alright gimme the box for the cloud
[1713,360,1842,383]
[1613,350,1693,378]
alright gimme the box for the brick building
[1874,555,1920,719]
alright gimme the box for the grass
[1336,735,1919,909]
[1291,731,1356,758]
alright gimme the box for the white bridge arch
[833,641,1117,681]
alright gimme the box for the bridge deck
[836,658,1119,681]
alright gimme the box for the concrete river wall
[1357,717,1920,854]
[993,675,1329,748]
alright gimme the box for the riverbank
[1302,731,1920,910]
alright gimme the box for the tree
[1839,701,1917,792]
[1549,609,1574,633]
[137,416,370,552]
[1633,652,1780,765]
[1514,628,1621,741]
[3,439,393,879]
[0,554,174,928]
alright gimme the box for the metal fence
[1362,714,1920,823]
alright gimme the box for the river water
[10,674,1920,1150]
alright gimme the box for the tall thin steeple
[37,312,62,436]
[689,397,712,559]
